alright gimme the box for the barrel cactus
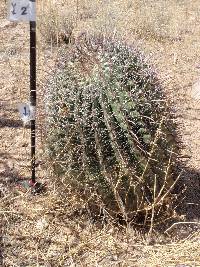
[45,35,178,224]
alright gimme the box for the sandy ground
[0,1,200,266]
[1,1,200,220]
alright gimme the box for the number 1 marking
[23,107,28,116]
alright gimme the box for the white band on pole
[8,0,36,22]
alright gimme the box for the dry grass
[1,183,200,266]
[37,0,200,105]
[1,0,200,266]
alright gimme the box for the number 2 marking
[21,6,29,16]
[9,1,35,22]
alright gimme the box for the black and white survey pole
[8,0,42,191]
[30,1,36,185]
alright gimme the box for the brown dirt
[0,1,200,266]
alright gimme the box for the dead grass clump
[37,0,77,47]
[1,184,200,266]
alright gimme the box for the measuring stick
[8,0,37,186]
[30,5,36,184]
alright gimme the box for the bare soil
[0,1,200,266]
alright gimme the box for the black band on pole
[30,18,36,184]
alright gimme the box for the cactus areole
[46,35,178,223]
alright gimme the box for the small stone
[35,217,48,231]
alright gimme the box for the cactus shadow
[175,166,200,220]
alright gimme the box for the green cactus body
[46,36,178,223]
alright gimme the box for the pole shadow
[0,227,3,267]
[0,117,31,129]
